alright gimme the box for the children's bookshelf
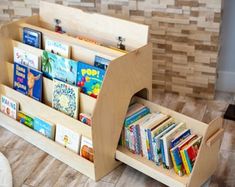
[0,1,224,187]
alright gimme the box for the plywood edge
[0,113,95,180]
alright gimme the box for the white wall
[217,0,235,92]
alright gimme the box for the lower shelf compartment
[116,146,188,187]
[0,113,96,180]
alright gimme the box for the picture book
[42,51,78,85]
[17,111,34,129]
[0,95,19,119]
[160,122,186,169]
[45,38,71,58]
[55,124,81,153]
[170,129,191,148]
[170,134,197,176]
[14,47,41,70]
[181,136,202,175]
[13,62,43,101]
[79,113,92,126]
[23,27,42,48]
[34,117,56,140]
[80,136,94,162]
[94,55,111,70]
[153,123,177,165]
[77,61,105,98]
[52,79,80,119]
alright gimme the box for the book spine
[155,137,162,165]
[180,150,190,175]
[163,139,171,169]
[135,124,141,154]
[160,139,166,167]
[147,130,154,161]
[124,108,150,126]
[173,148,184,176]
[184,150,192,174]
[140,127,148,158]
[170,150,179,175]
[145,129,151,160]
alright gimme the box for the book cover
[94,55,111,70]
[170,129,191,148]
[80,136,94,162]
[34,117,56,140]
[45,38,71,58]
[17,111,34,129]
[160,122,186,169]
[14,47,41,70]
[52,79,80,119]
[0,95,19,119]
[42,51,78,85]
[55,124,81,153]
[77,61,105,98]
[13,62,43,101]
[23,27,42,48]
[79,113,92,126]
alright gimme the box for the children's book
[55,124,81,153]
[0,95,19,119]
[79,113,92,126]
[17,111,34,129]
[77,61,105,98]
[170,134,197,176]
[13,62,43,101]
[160,122,186,169]
[52,79,80,119]
[14,47,41,70]
[34,117,56,140]
[170,129,191,148]
[42,51,78,85]
[181,136,202,175]
[94,55,111,70]
[23,27,42,48]
[45,38,71,58]
[80,136,94,162]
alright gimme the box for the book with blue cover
[13,62,42,101]
[77,61,105,98]
[170,129,191,148]
[94,55,111,70]
[42,51,78,85]
[23,27,42,48]
[34,117,56,140]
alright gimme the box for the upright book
[23,27,42,48]
[13,62,43,101]
[0,95,19,119]
[94,55,111,70]
[52,79,80,119]
[14,47,41,70]
[80,136,94,162]
[34,117,56,140]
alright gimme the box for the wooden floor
[0,91,234,187]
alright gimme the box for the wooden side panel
[39,1,149,51]
[188,117,223,187]
[92,44,152,180]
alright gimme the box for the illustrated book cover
[17,111,34,129]
[42,51,78,85]
[77,61,105,98]
[55,124,81,153]
[94,55,111,70]
[0,95,19,119]
[14,47,41,70]
[52,79,80,119]
[34,117,56,140]
[13,62,43,101]
[80,136,94,162]
[45,38,71,58]
[23,27,42,48]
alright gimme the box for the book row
[0,95,94,163]
[120,103,202,176]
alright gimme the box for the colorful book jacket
[13,62,43,101]
[170,134,197,176]
[34,117,56,140]
[42,51,78,85]
[23,27,42,48]
[80,136,94,162]
[79,113,92,126]
[52,79,80,119]
[0,95,19,119]
[45,38,71,58]
[77,61,105,98]
[55,124,81,153]
[14,47,41,70]
[94,55,111,70]
[170,129,191,148]
[17,111,34,129]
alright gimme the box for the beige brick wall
[0,0,222,99]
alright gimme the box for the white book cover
[55,124,81,153]
[0,95,19,119]
[45,38,71,58]
[14,47,41,70]
[161,122,186,168]
[80,136,94,162]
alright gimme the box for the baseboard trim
[216,71,235,92]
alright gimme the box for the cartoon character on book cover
[77,62,105,98]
